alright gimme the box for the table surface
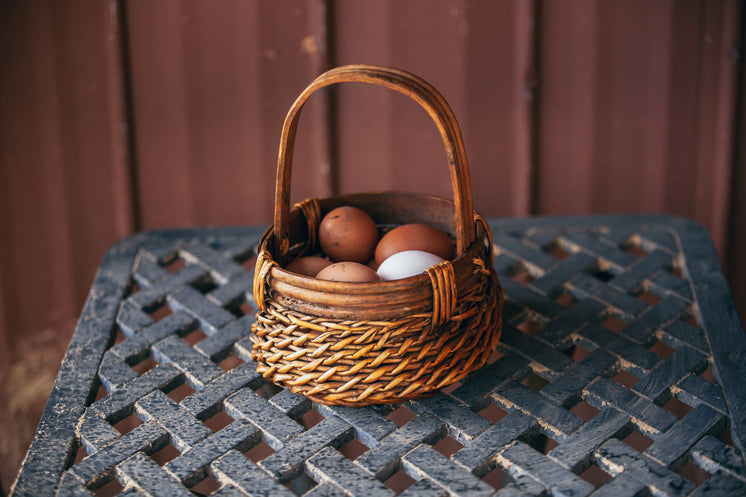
[11,214,746,497]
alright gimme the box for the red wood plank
[538,0,675,215]
[332,0,534,218]
[692,0,741,259]
[535,0,598,214]
[0,0,132,346]
[725,10,746,323]
[126,0,331,229]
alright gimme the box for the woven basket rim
[258,191,491,293]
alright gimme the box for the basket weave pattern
[250,65,503,406]
[251,226,503,406]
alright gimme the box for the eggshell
[375,223,455,266]
[316,261,381,282]
[285,256,332,277]
[319,206,379,263]
[377,250,446,280]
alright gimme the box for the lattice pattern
[50,222,746,496]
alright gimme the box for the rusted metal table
[11,215,746,496]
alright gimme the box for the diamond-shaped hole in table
[678,461,711,486]
[620,238,646,257]
[620,430,654,452]
[150,443,180,466]
[481,466,510,491]
[718,423,735,446]
[112,410,143,435]
[203,410,234,433]
[189,474,221,496]
[547,243,572,262]
[512,268,535,286]
[238,300,255,317]
[570,344,593,363]
[383,468,416,495]
[127,280,141,297]
[579,464,613,488]
[589,267,615,283]
[254,381,283,400]
[166,382,196,403]
[636,290,663,307]
[191,274,218,294]
[555,291,578,308]
[611,370,640,389]
[670,260,684,278]
[68,442,88,468]
[131,355,158,376]
[570,400,601,422]
[478,403,509,424]
[700,366,716,383]
[243,440,275,463]
[91,477,125,497]
[649,340,676,360]
[217,352,245,372]
[441,380,462,395]
[684,313,700,328]
[286,471,317,496]
[163,257,187,274]
[530,433,560,455]
[662,397,693,420]
[432,435,463,458]
[182,327,208,347]
[300,408,325,430]
[338,437,369,461]
[93,383,108,403]
[521,373,550,392]
[517,319,543,336]
[601,316,628,334]
[387,406,417,427]
[148,303,174,322]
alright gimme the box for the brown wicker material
[251,65,503,406]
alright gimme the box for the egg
[319,206,379,263]
[377,250,446,280]
[375,223,455,266]
[285,256,332,277]
[316,261,381,282]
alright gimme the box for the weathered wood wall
[0,0,743,490]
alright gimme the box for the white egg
[377,250,446,280]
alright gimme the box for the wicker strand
[294,197,322,256]
[426,261,457,328]
[249,251,502,406]
[253,249,277,312]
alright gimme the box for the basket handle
[274,64,474,260]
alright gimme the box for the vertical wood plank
[726,7,746,324]
[537,0,675,215]
[692,0,741,260]
[535,0,597,214]
[126,0,331,229]
[0,0,132,349]
[332,0,534,218]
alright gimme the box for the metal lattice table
[11,215,746,496]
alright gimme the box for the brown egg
[375,223,455,266]
[318,206,379,263]
[285,256,332,277]
[316,262,380,282]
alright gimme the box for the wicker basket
[251,65,503,407]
